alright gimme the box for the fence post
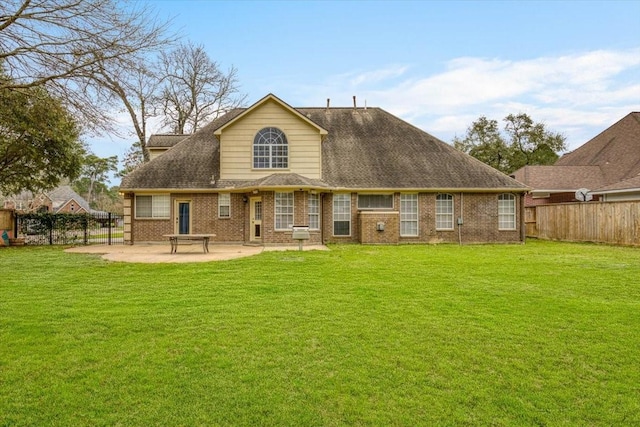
[83,214,88,245]
[108,212,112,245]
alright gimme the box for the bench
[163,234,216,254]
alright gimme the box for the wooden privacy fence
[528,201,640,246]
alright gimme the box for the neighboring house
[3,185,92,214]
[147,134,189,160]
[120,94,528,246]
[591,174,640,202]
[512,112,640,205]
[510,166,604,206]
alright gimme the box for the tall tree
[0,70,84,195]
[159,41,246,134]
[78,154,118,205]
[453,116,510,172]
[453,113,566,174]
[118,140,145,177]
[90,65,161,161]
[504,113,566,172]
[0,0,172,133]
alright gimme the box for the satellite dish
[575,188,593,202]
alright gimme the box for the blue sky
[94,0,640,171]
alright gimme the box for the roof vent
[353,95,357,110]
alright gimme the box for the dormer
[213,94,328,180]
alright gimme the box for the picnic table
[163,234,216,254]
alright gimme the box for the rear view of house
[120,94,528,245]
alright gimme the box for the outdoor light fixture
[243,196,248,203]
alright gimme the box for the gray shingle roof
[592,174,640,193]
[121,103,527,192]
[511,165,605,191]
[147,134,190,148]
[48,186,92,212]
[555,112,640,185]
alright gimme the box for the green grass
[1,241,639,426]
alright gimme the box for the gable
[555,112,640,185]
[217,98,325,180]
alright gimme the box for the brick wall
[126,190,524,245]
[321,192,523,245]
[359,211,399,244]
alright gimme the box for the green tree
[453,116,510,172]
[118,140,145,177]
[0,71,84,195]
[504,113,566,172]
[453,113,566,174]
[78,154,118,205]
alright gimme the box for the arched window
[435,193,454,230]
[253,127,288,169]
[498,193,516,230]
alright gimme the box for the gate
[15,212,124,245]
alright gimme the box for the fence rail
[529,201,640,246]
[16,212,124,246]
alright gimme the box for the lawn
[1,241,639,426]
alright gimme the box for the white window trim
[253,127,289,170]
[218,193,231,218]
[274,191,294,231]
[308,193,320,230]
[135,194,170,219]
[435,193,454,231]
[333,193,351,237]
[400,193,419,237]
[498,193,516,231]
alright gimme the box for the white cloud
[349,65,409,86]
[310,47,640,151]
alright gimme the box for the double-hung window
[218,193,230,218]
[435,194,454,230]
[253,127,288,169]
[498,194,516,230]
[275,192,294,230]
[308,193,320,230]
[135,194,170,219]
[333,194,351,236]
[400,194,418,236]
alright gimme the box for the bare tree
[159,41,246,134]
[89,63,162,161]
[0,0,173,133]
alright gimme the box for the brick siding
[125,191,524,245]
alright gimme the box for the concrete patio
[65,242,329,263]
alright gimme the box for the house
[512,112,640,205]
[3,185,92,214]
[120,94,528,246]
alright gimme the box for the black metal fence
[16,212,124,245]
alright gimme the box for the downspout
[520,192,526,243]
[320,193,325,244]
[458,192,463,245]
